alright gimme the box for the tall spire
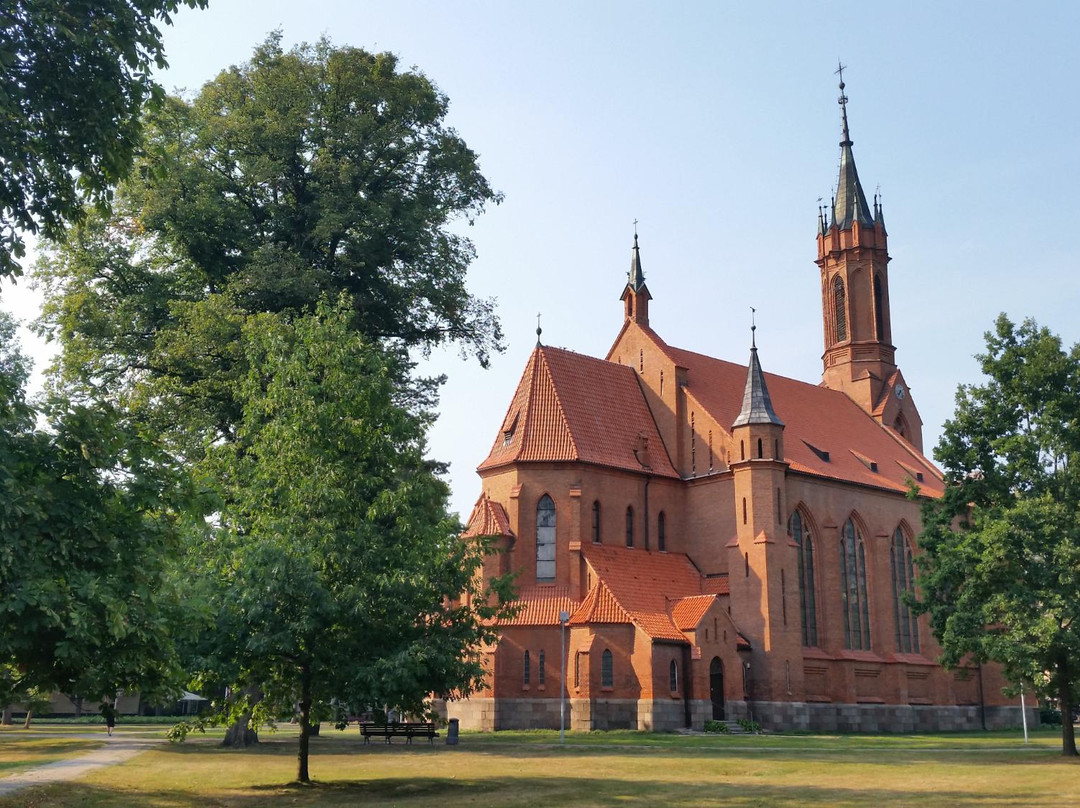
[732,320,784,428]
[620,224,652,326]
[831,63,874,230]
[628,226,645,291]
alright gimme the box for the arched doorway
[709,657,725,720]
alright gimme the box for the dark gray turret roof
[732,329,784,428]
[627,233,646,292]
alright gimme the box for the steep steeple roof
[627,232,646,292]
[732,327,784,428]
[831,70,875,230]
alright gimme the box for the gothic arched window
[539,649,546,685]
[536,495,556,582]
[874,274,885,339]
[834,276,848,342]
[625,506,634,547]
[657,511,667,552]
[790,510,818,646]
[891,527,920,653]
[840,518,871,649]
[669,659,679,692]
[601,649,614,688]
[523,650,531,686]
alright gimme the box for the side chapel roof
[568,544,727,643]
[461,493,513,538]
[478,345,677,478]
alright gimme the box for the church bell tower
[816,69,923,451]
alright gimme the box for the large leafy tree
[37,33,502,449]
[186,299,509,783]
[0,311,188,709]
[0,0,207,278]
[915,314,1080,756]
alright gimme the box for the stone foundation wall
[448,696,1036,734]
[747,701,1038,733]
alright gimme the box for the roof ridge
[536,346,580,460]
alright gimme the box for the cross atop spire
[836,60,852,146]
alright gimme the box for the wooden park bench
[358,721,439,745]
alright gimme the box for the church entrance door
[709,657,725,720]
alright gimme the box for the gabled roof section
[478,346,677,478]
[571,580,631,626]
[496,586,578,627]
[462,493,513,538]
[576,544,723,642]
[732,332,784,428]
[670,595,716,631]
[662,344,943,496]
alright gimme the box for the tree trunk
[1,705,12,725]
[222,713,259,747]
[221,687,260,748]
[22,709,32,729]
[297,667,312,784]
[1060,678,1077,756]
[73,696,83,718]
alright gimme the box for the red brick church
[448,82,1020,732]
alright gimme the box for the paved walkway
[0,734,162,798]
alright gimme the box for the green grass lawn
[0,733,105,778]
[1,724,1077,807]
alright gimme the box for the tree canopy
[0,0,207,278]
[184,299,510,782]
[33,35,507,779]
[0,311,188,706]
[915,314,1080,755]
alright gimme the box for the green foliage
[703,720,729,733]
[166,718,207,743]
[737,719,761,734]
[0,0,207,277]
[184,298,512,780]
[915,314,1080,756]
[0,310,189,704]
[36,34,503,443]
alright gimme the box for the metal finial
[536,312,542,346]
[750,307,757,349]
[835,60,851,144]
[633,218,639,242]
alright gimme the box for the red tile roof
[495,586,579,627]
[573,544,723,642]
[462,494,513,538]
[670,595,715,631]
[650,334,943,496]
[478,346,678,478]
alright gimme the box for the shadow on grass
[0,774,1063,808]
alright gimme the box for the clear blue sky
[4,1,1079,519]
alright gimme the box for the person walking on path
[100,702,116,737]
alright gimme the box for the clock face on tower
[895,382,906,400]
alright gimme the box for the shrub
[704,720,729,733]
[737,718,762,734]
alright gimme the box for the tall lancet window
[834,276,848,342]
[873,274,885,340]
[891,527,920,653]
[789,510,818,646]
[536,495,556,581]
[840,518,871,650]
